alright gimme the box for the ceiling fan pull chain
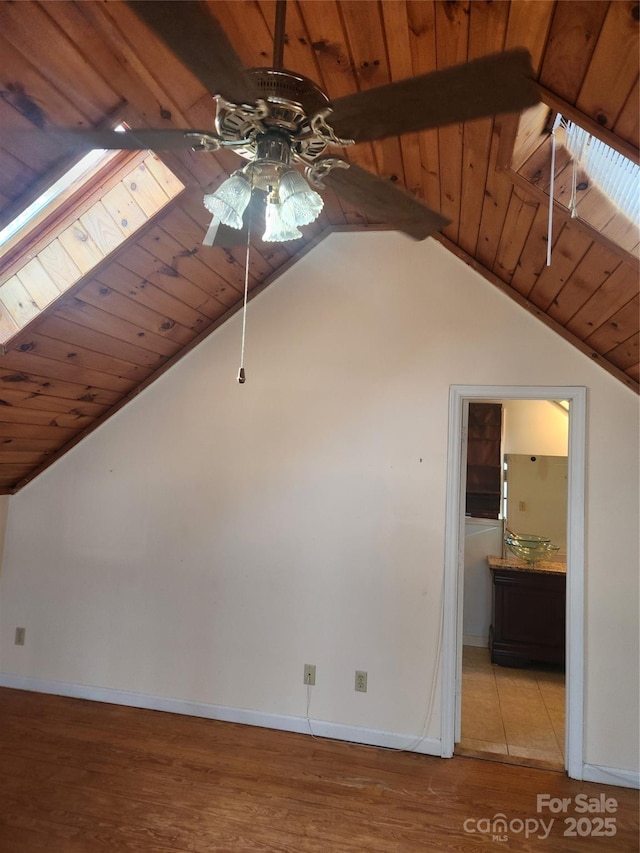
[237,238,250,384]
[546,113,562,267]
[237,173,256,385]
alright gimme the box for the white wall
[0,494,9,575]
[463,518,503,645]
[0,233,637,772]
[503,399,569,456]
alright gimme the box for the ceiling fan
[20,0,540,247]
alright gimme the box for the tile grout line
[492,659,510,754]
[537,672,566,761]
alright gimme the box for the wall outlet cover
[355,670,367,692]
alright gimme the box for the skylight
[506,101,639,260]
[561,116,639,224]
[0,144,184,343]
[0,147,116,250]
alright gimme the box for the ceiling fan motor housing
[215,68,330,162]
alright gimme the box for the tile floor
[458,645,565,769]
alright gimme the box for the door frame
[440,385,587,780]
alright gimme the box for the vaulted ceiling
[0,1,638,493]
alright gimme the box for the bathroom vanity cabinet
[488,557,566,667]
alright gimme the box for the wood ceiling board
[433,1,469,244]
[380,2,423,198]
[0,30,92,130]
[96,261,212,333]
[539,1,609,105]
[493,192,539,283]
[0,349,136,396]
[135,227,242,309]
[585,294,640,353]
[0,2,120,125]
[0,277,40,328]
[34,315,167,371]
[0,376,111,415]
[11,331,148,383]
[115,243,231,322]
[0,405,94,430]
[475,125,513,271]
[577,274,640,341]
[614,77,640,144]
[97,1,209,115]
[76,280,199,349]
[15,258,60,311]
[51,299,182,358]
[0,385,109,418]
[0,149,39,209]
[604,330,639,371]
[577,1,640,139]
[0,435,70,453]
[339,0,406,185]
[0,99,67,174]
[407,2,440,215]
[0,308,19,341]
[527,224,593,311]
[0,422,80,441]
[457,2,510,258]
[504,0,555,70]
[508,204,562,299]
[546,241,623,326]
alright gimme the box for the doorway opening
[441,386,586,781]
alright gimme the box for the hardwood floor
[0,687,638,852]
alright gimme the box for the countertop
[487,555,567,575]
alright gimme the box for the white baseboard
[463,634,489,648]
[582,763,640,790]
[0,672,442,757]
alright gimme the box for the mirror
[505,453,568,557]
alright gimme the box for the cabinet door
[492,569,565,664]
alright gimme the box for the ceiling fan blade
[11,128,220,152]
[128,1,259,104]
[328,49,539,143]
[320,162,449,241]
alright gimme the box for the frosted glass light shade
[203,172,251,229]
[279,170,324,227]
[263,200,302,242]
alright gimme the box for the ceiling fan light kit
[204,127,325,242]
[203,170,251,230]
[263,195,303,242]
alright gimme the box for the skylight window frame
[0,146,144,281]
[0,128,186,347]
[498,87,639,265]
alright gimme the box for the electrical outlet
[14,627,25,646]
[303,664,316,686]
[355,670,367,692]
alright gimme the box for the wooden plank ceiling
[0,1,637,493]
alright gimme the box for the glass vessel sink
[505,532,560,565]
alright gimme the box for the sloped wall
[0,232,637,772]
